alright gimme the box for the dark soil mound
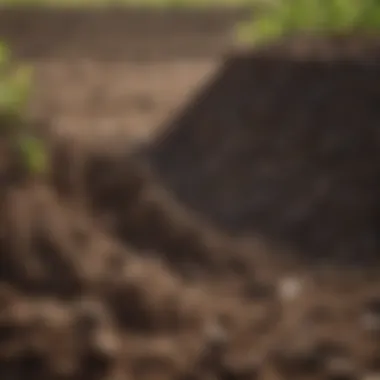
[144,35,380,265]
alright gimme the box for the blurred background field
[0,0,258,8]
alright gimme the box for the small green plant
[0,41,47,175]
[237,0,380,45]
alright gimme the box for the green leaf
[0,42,11,67]
[356,0,380,29]
[0,82,22,116]
[8,65,33,108]
[325,0,360,30]
[0,64,33,119]
[17,134,48,174]
[253,16,286,43]
[237,0,380,45]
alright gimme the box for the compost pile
[1,35,380,380]
[147,35,380,265]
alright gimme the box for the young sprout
[237,0,380,46]
[0,40,48,175]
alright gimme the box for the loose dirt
[0,9,380,380]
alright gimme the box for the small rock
[277,276,304,302]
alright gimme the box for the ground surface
[0,8,380,380]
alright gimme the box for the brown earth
[0,9,380,380]
[0,7,249,60]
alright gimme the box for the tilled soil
[0,9,380,380]
[2,137,380,380]
[0,8,248,60]
[28,60,218,147]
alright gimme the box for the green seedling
[237,0,380,45]
[17,134,48,175]
[0,40,48,175]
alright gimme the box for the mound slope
[145,36,380,264]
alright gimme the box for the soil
[0,9,380,380]
[146,34,380,266]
